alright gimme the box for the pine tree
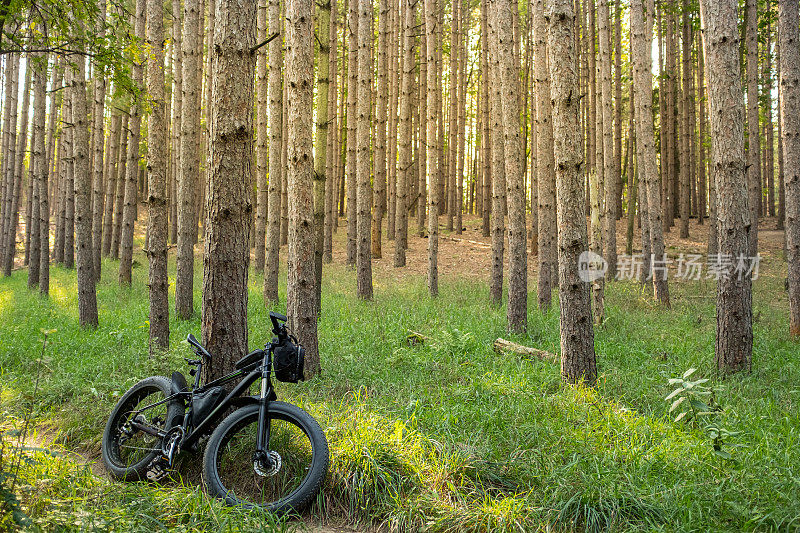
[548,0,597,385]
[700,0,753,372]
[264,0,283,303]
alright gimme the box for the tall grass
[0,246,798,531]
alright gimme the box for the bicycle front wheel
[203,401,329,514]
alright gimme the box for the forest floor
[1,213,798,532]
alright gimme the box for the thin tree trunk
[600,0,616,278]
[777,21,785,231]
[698,30,707,225]
[394,0,413,267]
[102,112,121,256]
[679,0,690,238]
[487,0,505,305]
[254,0,268,274]
[313,0,331,314]
[73,53,99,328]
[417,11,428,238]
[700,0,753,372]
[447,0,459,233]
[91,0,107,281]
[425,0,439,297]
[3,59,30,276]
[480,0,491,237]
[324,0,338,263]
[533,0,555,311]
[146,0,170,351]
[111,114,128,260]
[373,0,389,258]
[633,0,670,307]
[548,0,596,386]
[765,16,775,218]
[744,0,760,256]
[119,0,146,286]
[346,0,358,266]
[356,0,374,300]
[264,0,283,303]
[779,0,800,336]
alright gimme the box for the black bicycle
[101,312,329,515]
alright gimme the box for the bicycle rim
[214,411,315,508]
[108,386,170,469]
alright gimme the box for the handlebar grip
[269,311,287,334]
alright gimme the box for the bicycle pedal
[146,458,170,482]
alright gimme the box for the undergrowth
[0,241,798,531]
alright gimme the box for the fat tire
[101,375,185,481]
[203,401,329,515]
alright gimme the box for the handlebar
[269,312,288,336]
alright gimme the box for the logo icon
[578,251,608,283]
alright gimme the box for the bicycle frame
[128,349,276,454]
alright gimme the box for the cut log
[494,338,557,363]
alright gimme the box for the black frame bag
[273,335,305,383]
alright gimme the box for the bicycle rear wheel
[101,376,184,480]
[203,401,329,514]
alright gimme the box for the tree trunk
[146,0,170,351]
[0,54,18,265]
[394,0,413,267]
[253,0,268,274]
[314,0,331,314]
[324,0,338,263]
[548,0,596,386]
[480,0,491,237]
[496,0,527,333]
[700,0,753,372]
[346,0,358,266]
[111,114,128,260]
[73,54,99,328]
[590,22,605,324]
[447,0,459,233]
[418,11,428,238]
[780,0,800,336]
[488,0,505,305]
[613,0,622,220]
[91,0,107,282]
[744,0,760,256]
[264,0,283,303]
[102,112,121,257]
[777,21,785,231]
[202,0,256,381]
[533,0,558,311]
[373,0,389,258]
[355,0,374,300]
[31,58,47,292]
[698,31,707,225]
[175,0,202,319]
[631,0,670,307]
[679,0,691,238]
[119,0,146,286]
[764,17,775,218]
[286,0,320,376]
[3,58,30,277]
[599,0,616,278]
[425,0,439,296]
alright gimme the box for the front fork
[255,352,273,461]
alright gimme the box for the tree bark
[599,0,616,278]
[480,0,491,237]
[394,0,413,267]
[324,0,338,263]
[3,57,29,277]
[119,0,146,286]
[425,0,439,296]
[744,0,760,256]
[779,0,800,336]
[548,0,596,386]
[533,0,558,311]
[488,0,505,305]
[700,0,753,372]
[91,0,107,282]
[102,112,121,257]
[286,0,320,376]
[314,0,331,314]
[679,0,691,238]
[495,0,527,333]
[73,53,99,328]
[175,0,202,319]
[264,0,283,303]
[202,0,256,381]
[418,11,428,238]
[373,0,389,258]
[632,0,670,308]
[346,0,358,266]
[146,0,170,352]
[355,0,374,300]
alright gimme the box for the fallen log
[493,338,557,363]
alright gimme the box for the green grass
[1,244,799,532]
